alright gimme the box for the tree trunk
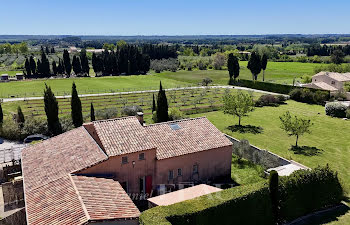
[238,117,241,126]
[295,135,299,147]
[263,70,265,81]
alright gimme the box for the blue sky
[1,0,350,35]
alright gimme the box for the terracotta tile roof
[25,175,89,225]
[92,117,156,157]
[71,175,140,221]
[22,127,108,192]
[148,184,222,206]
[22,127,109,225]
[312,82,338,91]
[145,117,233,160]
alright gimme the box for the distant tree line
[24,47,89,78]
[141,44,178,59]
[92,45,150,76]
[307,44,350,56]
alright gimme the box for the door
[145,175,152,195]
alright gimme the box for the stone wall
[225,134,290,169]
[0,208,26,225]
[2,179,24,210]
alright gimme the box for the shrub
[279,166,343,222]
[255,94,285,107]
[346,108,350,119]
[325,102,347,118]
[201,77,212,86]
[60,116,74,133]
[122,105,143,116]
[150,58,179,73]
[95,107,118,120]
[289,88,329,105]
[0,120,22,140]
[22,117,48,137]
[168,108,185,121]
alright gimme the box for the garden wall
[2,179,24,210]
[225,134,290,169]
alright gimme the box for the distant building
[1,74,9,81]
[16,73,24,80]
[303,71,350,100]
[21,115,233,225]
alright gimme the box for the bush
[150,58,179,73]
[122,105,143,116]
[0,120,22,140]
[255,94,285,107]
[279,166,343,222]
[168,108,185,121]
[325,102,347,118]
[201,77,212,86]
[60,116,74,133]
[289,88,329,105]
[301,75,312,84]
[346,108,350,119]
[95,107,118,120]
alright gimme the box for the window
[177,168,182,176]
[168,170,174,180]
[122,156,128,164]
[139,153,145,160]
[193,164,198,174]
[331,81,335,85]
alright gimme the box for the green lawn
[0,75,190,98]
[231,154,265,186]
[155,61,318,85]
[0,70,22,76]
[190,100,350,225]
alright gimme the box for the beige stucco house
[303,71,350,99]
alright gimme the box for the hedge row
[139,182,272,225]
[232,79,330,104]
[139,166,343,225]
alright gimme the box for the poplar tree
[90,103,95,122]
[71,82,83,127]
[44,84,62,135]
[156,82,169,122]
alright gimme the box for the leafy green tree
[0,103,3,125]
[222,91,255,126]
[279,111,313,147]
[44,84,62,135]
[156,82,169,122]
[331,50,345,64]
[269,170,279,224]
[90,103,95,122]
[261,54,268,81]
[18,42,28,53]
[247,51,262,80]
[71,82,83,127]
[63,49,72,76]
[16,106,25,128]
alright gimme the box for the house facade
[21,115,233,225]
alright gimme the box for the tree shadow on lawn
[227,125,263,134]
[290,145,324,156]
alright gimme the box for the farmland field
[0,61,319,98]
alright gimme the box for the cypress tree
[72,56,82,75]
[90,103,95,122]
[152,93,156,112]
[52,61,57,75]
[269,170,279,224]
[233,55,240,81]
[261,54,268,82]
[71,82,83,127]
[41,51,50,76]
[30,56,36,75]
[247,51,262,81]
[44,84,62,135]
[17,106,25,128]
[0,103,3,125]
[227,53,234,81]
[156,82,169,122]
[63,49,72,76]
[24,58,31,76]
[80,49,90,76]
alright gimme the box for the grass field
[156,61,318,85]
[0,70,22,76]
[190,100,350,225]
[0,61,319,98]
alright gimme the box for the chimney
[136,112,144,125]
